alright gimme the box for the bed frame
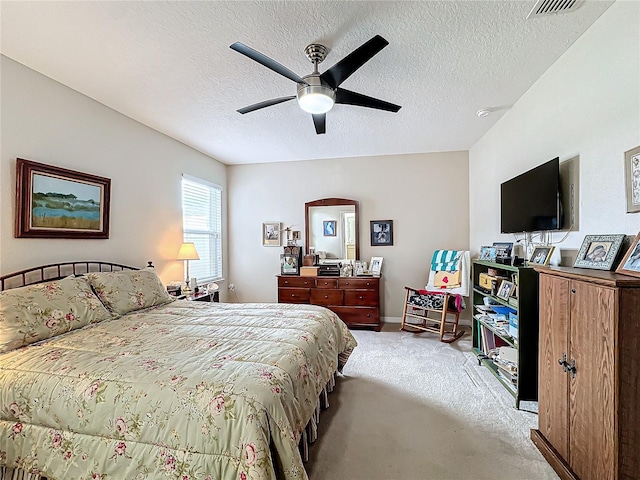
[0,260,151,291]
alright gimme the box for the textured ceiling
[0,1,613,165]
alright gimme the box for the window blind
[182,174,222,283]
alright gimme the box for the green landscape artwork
[31,173,102,231]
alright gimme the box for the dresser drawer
[338,278,379,289]
[315,278,338,289]
[310,288,343,305]
[278,288,310,303]
[344,289,379,306]
[278,276,314,288]
[330,306,379,325]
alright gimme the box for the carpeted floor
[306,324,559,480]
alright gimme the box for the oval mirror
[305,198,359,261]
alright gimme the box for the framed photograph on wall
[323,220,336,236]
[262,222,281,246]
[573,234,625,270]
[624,145,640,213]
[369,256,384,276]
[529,246,555,266]
[280,253,300,275]
[615,232,640,278]
[15,158,111,239]
[370,220,393,246]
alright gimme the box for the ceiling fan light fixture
[297,83,335,114]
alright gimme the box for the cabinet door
[569,280,616,480]
[538,274,570,460]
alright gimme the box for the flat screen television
[500,157,563,234]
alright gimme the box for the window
[181,174,222,282]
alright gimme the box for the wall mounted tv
[500,157,563,234]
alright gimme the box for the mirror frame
[305,198,359,261]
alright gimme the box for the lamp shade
[177,242,200,261]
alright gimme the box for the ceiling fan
[230,35,402,135]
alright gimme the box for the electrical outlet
[228,283,235,291]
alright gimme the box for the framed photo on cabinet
[573,234,625,271]
[615,232,640,278]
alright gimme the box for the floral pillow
[0,276,112,353]
[86,268,174,316]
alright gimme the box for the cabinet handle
[571,288,576,294]
[558,354,577,378]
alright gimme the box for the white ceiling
[0,1,613,165]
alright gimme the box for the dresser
[277,275,381,331]
[531,266,640,480]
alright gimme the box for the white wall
[228,152,470,319]
[470,0,640,262]
[0,56,229,294]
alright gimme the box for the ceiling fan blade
[237,96,296,114]
[335,88,401,113]
[230,42,308,85]
[320,35,389,88]
[312,114,326,134]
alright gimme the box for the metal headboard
[0,261,151,291]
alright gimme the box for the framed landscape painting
[15,158,111,239]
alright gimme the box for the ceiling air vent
[527,0,584,18]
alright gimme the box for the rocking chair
[400,250,470,343]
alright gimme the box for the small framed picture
[616,232,640,278]
[370,220,393,246]
[479,246,497,262]
[355,260,367,276]
[323,220,336,236]
[573,234,625,271]
[369,256,384,276]
[492,242,513,259]
[262,222,281,246]
[624,145,640,213]
[280,253,300,275]
[529,246,555,266]
[496,280,515,300]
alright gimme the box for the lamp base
[182,280,192,296]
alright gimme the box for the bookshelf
[471,259,539,408]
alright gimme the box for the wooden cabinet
[278,275,381,331]
[471,260,539,408]
[531,267,640,480]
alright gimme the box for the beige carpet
[306,324,559,480]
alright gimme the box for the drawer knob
[359,296,364,300]
[345,282,350,285]
[366,282,371,286]
[571,288,576,294]
[284,281,289,284]
[304,281,309,285]
[291,294,296,297]
[324,295,329,299]
[366,313,371,317]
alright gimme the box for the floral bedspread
[0,301,357,480]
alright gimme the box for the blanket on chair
[431,250,462,272]
[411,289,465,313]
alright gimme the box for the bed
[0,262,357,480]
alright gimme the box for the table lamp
[177,242,199,296]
